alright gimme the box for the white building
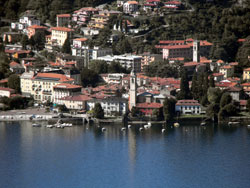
[97,54,142,72]
[175,100,201,115]
[123,1,139,14]
[20,71,35,97]
[11,14,40,33]
[87,97,128,116]
[52,83,82,104]
[101,73,127,84]
[0,87,15,98]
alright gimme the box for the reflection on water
[0,121,250,188]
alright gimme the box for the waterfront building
[53,83,82,104]
[0,87,15,98]
[87,97,128,116]
[136,102,163,116]
[59,94,92,111]
[175,100,201,115]
[31,73,74,102]
[20,71,35,97]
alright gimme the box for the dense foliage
[0,0,114,24]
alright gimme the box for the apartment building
[57,14,71,27]
[51,27,73,46]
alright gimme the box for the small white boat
[121,127,126,131]
[102,127,106,132]
[46,125,54,128]
[144,125,150,129]
[247,125,250,128]
[147,122,152,128]
[200,122,206,126]
[128,125,131,128]
[32,123,41,127]
[139,127,144,131]
[228,122,240,126]
[162,129,166,133]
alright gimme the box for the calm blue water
[0,121,250,188]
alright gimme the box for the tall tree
[163,97,176,121]
[191,71,199,99]
[8,74,20,93]
[178,68,190,99]
[93,103,104,119]
[21,35,29,50]
[209,74,215,87]
[61,37,71,54]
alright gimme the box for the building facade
[175,100,201,115]
[50,27,73,46]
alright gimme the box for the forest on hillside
[0,0,114,24]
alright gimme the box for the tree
[61,37,71,54]
[0,52,10,79]
[21,35,29,50]
[220,92,232,108]
[32,30,45,50]
[191,71,199,99]
[89,60,108,74]
[207,87,223,104]
[209,74,215,87]
[163,97,176,121]
[152,108,164,120]
[8,74,20,93]
[93,103,104,119]
[203,72,209,96]
[247,99,250,113]
[81,68,99,87]
[218,103,237,121]
[178,68,191,99]
[131,106,139,117]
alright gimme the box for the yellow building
[58,95,92,110]
[243,68,250,80]
[31,73,74,102]
[51,27,73,46]
[20,72,35,97]
[219,65,234,78]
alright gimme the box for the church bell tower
[129,68,137,110]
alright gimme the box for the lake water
[0,121,250,188]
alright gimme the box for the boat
[46,125,54,128]
[32,123,41,127]
[174,122,180,128]
[200,122,206,126]
[247,125,250,128]
[228,122,240,126]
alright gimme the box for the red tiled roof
[127,1,139,4]
[57,14,71,18]
[33,73,74,82]
[216,82,237,88]
[9,61,20,67]
[176,100,200,106]
[244,67,250,71]
[240,100,247,106]
[238,39,246,42]
[0,87,15,92]
[242,82,250,87]
[136,102,163,108]
[74,38,88,42]
[217,59,224,63]
[229,62,238,66]
[51,27,73,32]
[54,83,82,89]
[60,94,92,101]
[213,73,224,77]
[0,79,8,84]
[28,25,47,29]
[220,65,232,69]
[164,1,182,5]
[227,86,242,92]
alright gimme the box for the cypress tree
[62,37,71,54]
[203,72,209,96]
[178,68,190,99]
[191,71,199,100]
[209,74,215,87]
